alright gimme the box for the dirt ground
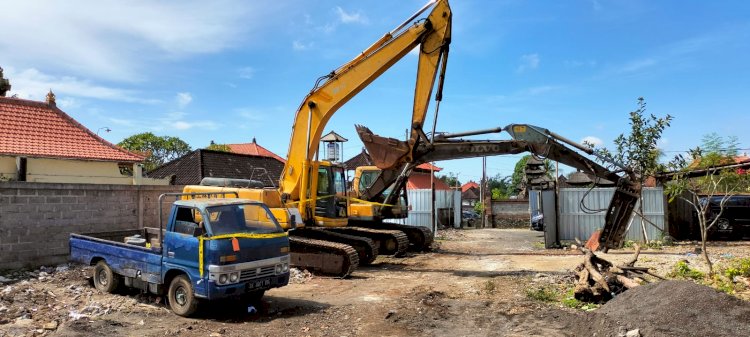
[2,228,750,337]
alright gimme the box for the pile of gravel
[592,280,750,336]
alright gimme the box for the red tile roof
[415,162,442,172]
[0,96,144,162]
[407,172,451,190]
[227,141,286,163]
[461,181,479,193]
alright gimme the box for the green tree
[118,132,192,171]
[700,133,740,157]
[437,172,461,188]
[510,155,553,195]
[595,98,672,243]
[665,148,750,274]
[488,174,512,200]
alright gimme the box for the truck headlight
[229,272,239,283]
[275,264,282,274]
[282,263,289,272]
[219,274,228,284]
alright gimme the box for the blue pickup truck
[70,193,291,316]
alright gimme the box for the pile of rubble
[0,263,164,336]
[289,268,313,284]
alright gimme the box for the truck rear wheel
[93,260,119,293]
[168,275,198,316]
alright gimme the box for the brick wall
[0,182,183,269]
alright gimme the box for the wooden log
[616,275,640,289]
[583,250,610,293]
[624,244,641,267]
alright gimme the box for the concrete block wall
[490,199,530,220]
[0,182,182,269]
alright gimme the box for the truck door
[163,206,202,273]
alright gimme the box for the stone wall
[0,182,182,269]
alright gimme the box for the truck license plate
[247,278,272,290]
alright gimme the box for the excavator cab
[349,166,408,222]
[311,162,349,226]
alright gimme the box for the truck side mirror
[193,226,205,237]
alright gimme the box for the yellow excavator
[185,0,452,277]
[352,124,641,251]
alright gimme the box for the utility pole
[430,162,436,234]
[481,156,486,228]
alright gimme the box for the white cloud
[581,136,603,148]
[564,59,597,68]
[56,97,80,110]
[516,53,540,73]
[293,40,313,51]
[617,58,657,74]
[522,85,560,96]
[0,0,285,82]
[590,0,602,11]
[5,67,157,103]
[176,92,192,109]
[238,67,256,79]
[335,7,368,24]
[236,107,266,122]
[106,109,219,133]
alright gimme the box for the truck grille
[240,266,276,282]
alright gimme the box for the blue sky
[2,0,749,183]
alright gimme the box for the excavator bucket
[356,125,411,170]
[596,181,641,251]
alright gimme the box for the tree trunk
[702,236,713,275]
[699,213,714,275]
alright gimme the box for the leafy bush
[722,258,750,280]
[668,260,705,280]
[483,280,496,294]
[525,286,558,302]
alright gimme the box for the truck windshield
[206,203,283,236]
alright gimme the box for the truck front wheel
[168,275,198,316]
[93,260,119,293]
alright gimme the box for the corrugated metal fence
[558,187,666,242]
[384,189,461,228]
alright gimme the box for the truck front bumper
[204,255,291,300]
[205,272,289,300]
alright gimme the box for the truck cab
[70,194,291,316]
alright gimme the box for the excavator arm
[280,0,452,221]
[356,124,641,251]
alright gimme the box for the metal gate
[557,187,666,242]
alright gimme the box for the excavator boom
[280,0,452,221]
[356,124,641,251]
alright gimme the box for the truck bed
[70,227,164,284]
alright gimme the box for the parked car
[698,195,750,239]
[462,210,480,226]
[530,210,544,231]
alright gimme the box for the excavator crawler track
[384,224,433,251]
[294,228,378,265]
[288,236,359,277]
[326,227,409,256]
[350,221,434,251]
